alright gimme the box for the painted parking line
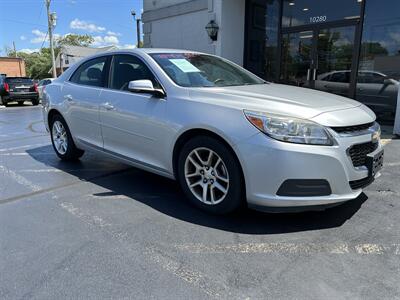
[0,165,41,192]
[174,242,400,255]
[58,200,237,299]
[0,143,49,152]
[381,138,393,146]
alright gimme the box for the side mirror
[383,78,393,86]
[128,80,165,98]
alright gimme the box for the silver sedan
[42,49,384,214]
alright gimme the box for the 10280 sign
[310,16,327,23]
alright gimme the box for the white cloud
[107,31,121,36]
[20,35,26,41]
[70,18,106,33]
[31,29,47,43]
[121,44,136,49]
[92,35,120,46]
[19,48,40,54]
[389,32,400,43]
[30,29,60,44]
[103,35,119,44]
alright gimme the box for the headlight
[244,110,334,145]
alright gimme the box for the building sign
[282,0,361,27]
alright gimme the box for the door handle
[64,94,73,102]
[101,102,115,110]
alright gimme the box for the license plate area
[367,149,384,177]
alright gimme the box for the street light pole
[131,10,141,48]
[46,0,57,78]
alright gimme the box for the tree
[55,34,94,48]
[4,34,95,79]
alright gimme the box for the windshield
[150,53,265,87]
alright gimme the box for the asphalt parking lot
[0,104,399,299]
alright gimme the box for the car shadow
[27,145,368,235]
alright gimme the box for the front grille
[331,122,374,134]
[349,176,374,190]
[348,142,378,167]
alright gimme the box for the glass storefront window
[357,0,400,120]
[282,0,362,27]
[264,0,279,81]
[244,0,279,81]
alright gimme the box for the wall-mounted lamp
[205,20,219,41]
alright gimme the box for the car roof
[106,48,205,55]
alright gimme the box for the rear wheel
[50,114,84,161]
[177,136,244,214]
[18,101,24,106]
[32,99,39,106]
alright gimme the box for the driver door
[99,54,169,172]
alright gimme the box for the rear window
[5,78,34,84]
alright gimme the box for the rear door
[62,56,110,148]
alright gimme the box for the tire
[32,98,39,106]
[50,114,84,161]
[177,136,244,214]
[18,101,24,106]
[0,96,3,105]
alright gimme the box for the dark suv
[0,77,39,106]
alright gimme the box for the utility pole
[46,0,57,78]
[131,10,141,48]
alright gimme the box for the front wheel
[32,99,39,106]
[50,114,84,161]
[18,101,24,106]
[177,136,244,214]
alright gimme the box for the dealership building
[143,0,400,120]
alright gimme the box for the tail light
[33,83,38,92]
[4,83,9,92]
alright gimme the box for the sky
[0,0,144,55]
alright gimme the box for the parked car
[42,49,383,214]
[0,77,39,106]
[37,78,54,100]
[316,70,399,118]
[0,75,5,105]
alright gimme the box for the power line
[0,18,47,28]
[40,31,49,51]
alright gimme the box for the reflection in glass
[245,0,279,81]
[280,31,313,87]
[357,0,400,120]
[282,0,361,27]
[314,26,356,97]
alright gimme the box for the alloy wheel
[52,120,68,155]
[184,147,230,205]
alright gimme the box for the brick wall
[0,58,26,77]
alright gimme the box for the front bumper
[234,130,383,209]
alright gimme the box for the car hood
[188,83,375,126]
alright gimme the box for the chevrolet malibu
[42,49,384,214]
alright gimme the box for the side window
[110,54,160,91]
[70,56,108,87]
[357,72,384,84]
[330,72,349,83]
[370,73,385,84]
